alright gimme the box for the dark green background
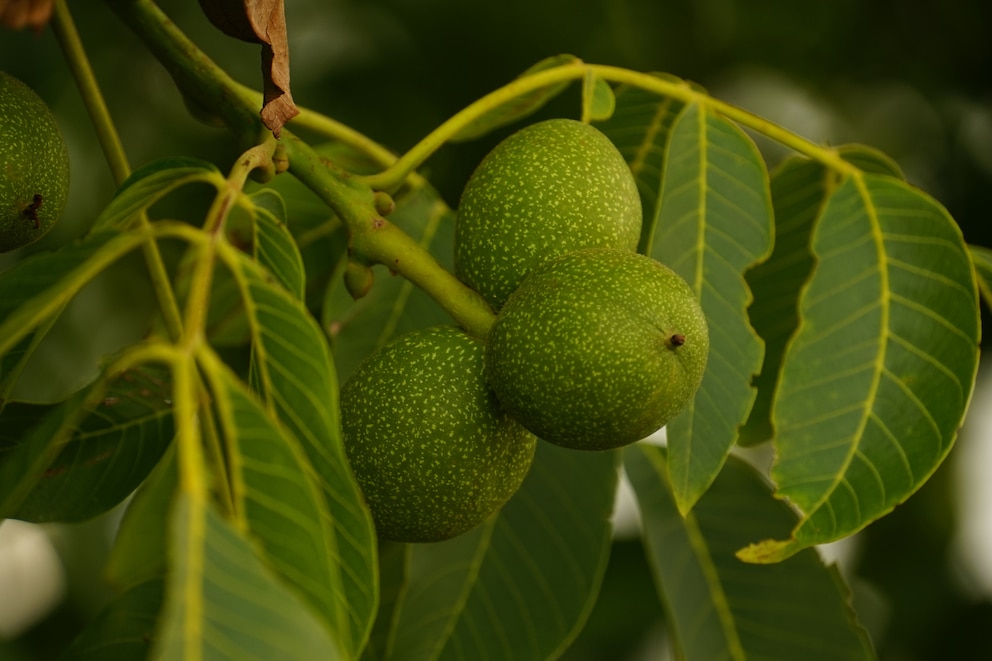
[2,1,991,659]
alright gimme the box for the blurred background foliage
[1,0,991,659]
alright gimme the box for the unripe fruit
[455,118,641,310]
[341,326,536,542]
[485,248,709,451]
[0,71,70,253]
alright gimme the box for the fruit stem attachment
[352,220,497,339]
[276,132,496,338]
[668,333,686,348]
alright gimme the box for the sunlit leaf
[451,54,581,142]
[202,351,348,643]
[0,363,173,522]
[740,174,980,562]
[152,493,342,660]
[625,444,875,660]
[387,442,619,660]
[743,146,911,446]
[92,157,224,232]
[594,76,686,253]
[61,577,163,661]
[224,248,378,654]
[649,102,774,513]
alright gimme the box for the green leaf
[247,143,354,310]
[594,76,686,253]
[152,493,343,660]
[15,365,173,522]
[202,351,348,645]
[626,445,875,660]
[386,442,619,660]
[741,157,830,445]
[969,244,992,309]
[61,577,163,661]
[189,191,308,347]
[105,443,178,590]
[741,174,980,562]
[451,54,581,142]
[248,189,307,301]
[361,542,410,661]
[325,183,455,381]
[649,102,774,513]
[581,71,615,122]
[0,310,63,408]
[92,157,224,232]
[202,261,253,346]
[0,231,147,363]
[0,363,174,522]
[225,249,378,654]
[836,144,906,179]
[0,400,63,516]
[742,145,911,447]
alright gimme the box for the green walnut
[455,118,641,310]
[0,70,70,253]
[340,325,536,543]
[485,247,709,451]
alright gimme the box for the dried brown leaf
[198,0,298,136]
[0,0,54,30]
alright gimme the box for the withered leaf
[0,0,54,31]
[198,0,299,137]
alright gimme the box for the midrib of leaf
[202,351,345,642]
[672,101,710,507]
[220,247,375,652]
[745,173,978,563]
[631,95,681,254]
[628,96,677,178]
[638,447,745,661]
[651,104,771,515]
[180,493,208,661]
[791,173,888,524]
[693,103,709,298]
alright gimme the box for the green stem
[183,140,277,340]
[103,0,494,335]
[104,0,261,138]
[51,0,131,185]
[352,221,496,340]
[355,62,859,192]
[53,0,188,344]
[354,61,586,191]
[585,65,856,174]
[281,133,496,338]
